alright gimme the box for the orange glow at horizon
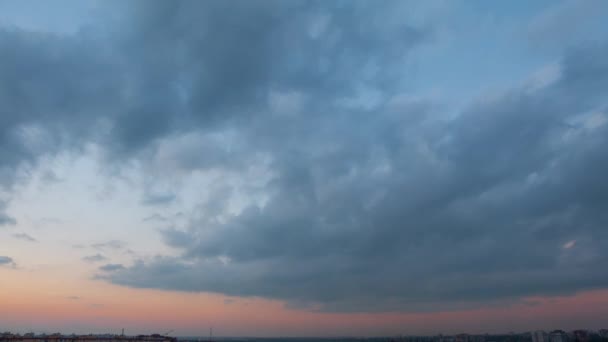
[3,267,608,336]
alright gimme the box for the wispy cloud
[34,217,63,227]
[99,263,125,272]
[92,240,126,250]
[142,213,169,222]
[13,233,37,242]
[82,254,107,263]
[141,192,176,206]
[563,240,577,250]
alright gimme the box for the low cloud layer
[0,0,607,313]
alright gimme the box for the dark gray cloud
[99,263,125,272]
[104,40,608,311]
[0,25,123,222]
[82,254,107,263]
[160,228,195,249]
[13,233,37,242]
[0,255,15,267]
[100,0,428,159]
[1,0,608,314]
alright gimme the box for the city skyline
[1,329,607,340]
[1,0,608,336]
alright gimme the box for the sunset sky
[1,0,608,337]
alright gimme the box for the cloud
[0,202,16,226]
[563,240,577,250]
[66,296,81,300]
[0,212,16,226]
[99,263,125,272]
[13,233,37,242]
[1,0,608,314]
[35,217,63,226]
[160,228,195,249]
[0,25,123,222]
[142,214,168,222]
[527,0,608,50]
[0,256,15,267]
[103,40,608,312]
[92,240,126,250]
[0,0,427,222]
[82,254,107,263]
[141,192,176,206]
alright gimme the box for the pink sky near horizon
[2,267,608,337]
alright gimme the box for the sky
[1,0,608,337]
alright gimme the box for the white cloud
[563,240,576,250]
